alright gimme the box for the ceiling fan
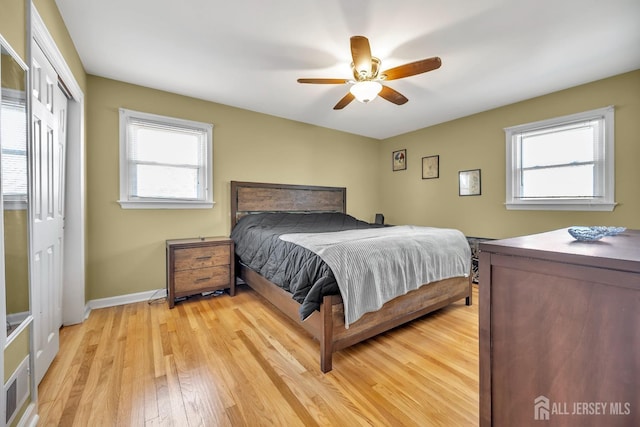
[297,36,442,110]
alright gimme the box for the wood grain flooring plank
[36,323,85,426]
[58,342,98,426]
[38,285,479,426]
[236,329,319,427]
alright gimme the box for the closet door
[30,42,67,384]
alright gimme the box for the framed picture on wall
[422,155,439,179]
[459,169,481,196]
[392,149,407,171]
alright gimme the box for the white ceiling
[55,0,640,140]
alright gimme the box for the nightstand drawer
[174,245,230,271]
[166,236,235,308]
[174,265,231,293]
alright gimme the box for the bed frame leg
[465,275,473,306]
[320,296,334,373]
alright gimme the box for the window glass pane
[133,164,199,199]
[522,164,594,198]
[131,125,202,166]
[119,108,213,208]
[521,125,594,168]
[505,106,613,211]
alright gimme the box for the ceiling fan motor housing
[352,57,381,81]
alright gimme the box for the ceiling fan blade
[333,92,355,110]
[297,78,349,84]
[379,85,408,105]
[350,36,372,77]
[381,57,442,81]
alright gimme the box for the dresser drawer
[174,245,230,271]
[174,265,231,294]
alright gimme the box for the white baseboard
[16,402,38,427]
[85,288,167,317]
[6,311,29,326]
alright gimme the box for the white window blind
[1,95,28,208]
[119,109,213,209]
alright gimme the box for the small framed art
[422,155,439,179]
[459,169,481,196]
[392,149,407,171]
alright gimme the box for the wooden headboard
[230,181,347,229]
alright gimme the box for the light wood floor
[38,285,479,426]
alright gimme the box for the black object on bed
[231,212,382,320]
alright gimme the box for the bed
[230,181,473,372]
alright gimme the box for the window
[505,106,615,211]
[119,108,213,209]
[1,89,28,210]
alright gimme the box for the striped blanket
[280,225,471,328]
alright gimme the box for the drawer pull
[195,256,212,260]
[195,277,212,282]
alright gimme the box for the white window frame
[505,106,616,211]
[118,108,214,209]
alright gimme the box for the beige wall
[380,70,640,239]
[86,76,380,300]
[4,210,29,313]
[0,0,26,59]
[3,327,28,383]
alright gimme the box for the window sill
[118,200,215,209]
[3,200,28,211]
[505,201,617,212]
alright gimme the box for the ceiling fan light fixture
[297,36,439,109]
[349,81,382,103]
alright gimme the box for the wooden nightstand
[166,236,235,308]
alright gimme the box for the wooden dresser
[166,236,235,308]
[479,228,639,427]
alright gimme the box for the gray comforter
[231,212,470,324]
[280,226,471,327]
[231,212,380,320]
